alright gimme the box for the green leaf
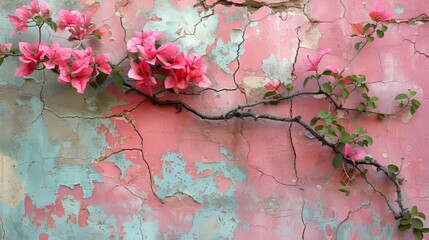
[93,34,102,40]
[378,114,385,120]
[395,93,408,100]
[417,212,426,220]
[10,48,20,54]
[376,30,384,38]
[400,219,410,225]
[338,186,350,196]
[111,68,124,86]
[404,211,412,220]
[364,136,373,145]
[387,164,399,173]
[322,83,332,94]
[409,90,417,97]
[285,83,294,91]
[48,21,57,32]
[398,224,411,232]
[421,228,429,233]
[355,42,362,51]
[318,110,330,119]
[315,125,324,131]
[399,102,405,109]
[95,72,108,86]
[366,36,375,42]
[411,218,424,229]
[411,206,418,215]
[264,91,277,99]
[303,76,312,87]
[358,102,366,112]
[412,99,421,108]
[0,57,3,67]
[370,96,379,102]
[382,24,388,32]
[341,88,349,100]
[356,127,365,135]
[332,153,343,168]
[310,117,320,126]
[363,23,371,35]
[34,16,44,26]
[413,229,423,240]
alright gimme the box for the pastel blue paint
[219,146,234,161]
[106,152,139,180]
[153,152,195,201]
[209,38,244,74]
[262,54,292,82]
[145,0,219,56]
[154,152,246,238]
[394,8,404,14]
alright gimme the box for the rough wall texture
[1,0,429,239]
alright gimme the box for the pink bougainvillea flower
[56,9,82,31]
[137,44,158,65]
[8,7,32,36]
[264,79,282,92]
[325,65,341,75]
[126,30,162,53]
[303,48,331,72]
[344,144,366,161]
[164,52,210,92]
[0,43,12,57]
[72,47,94,64]
[29,0,52,19]
[183,52,211,88]
[94,54,112,74]
[369,0,393,21]
[128,60,157,95]
[92,24,110,38]
[56,10,96,40]
[41,42,72,69]
[68,12,95,40]
[165,69,189,93]
[58,58,94,94]
[156,43,183,69]
[352,23,365,36]
[15,42,46,76]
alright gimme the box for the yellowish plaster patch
[0,155,25,208]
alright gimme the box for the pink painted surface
[0,0,428,239]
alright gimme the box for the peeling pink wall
[0,0,428,239]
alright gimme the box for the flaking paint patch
[154,152,245,238]
[145,0,218,55]
[262,54,292,82]
[219,146,234,161]
[210,38,244,74]
[0,155,25,208]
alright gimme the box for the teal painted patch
[394,8,404,14]
[145,0,218,56]
[262,54,292,82]
[209,38,244,74]
[154,152,246,239]
[105,152,140,180]
[219,146,233,161]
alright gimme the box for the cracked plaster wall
[0,0,429,239]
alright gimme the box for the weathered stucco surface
[1,0,429,239]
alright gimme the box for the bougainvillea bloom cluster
[6,0,210,95]
[126,30,211,95]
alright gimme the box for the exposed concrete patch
[0,155,25,208]
[243,76,267,97]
